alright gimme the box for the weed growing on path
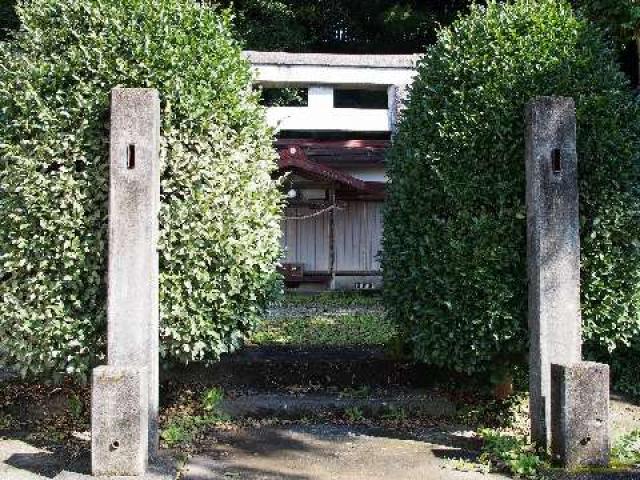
[478,429,545,478]
[611,430,640,468]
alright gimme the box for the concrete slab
[0,439,53,479]
[0,437,175,480]
[181,424,510,480]
[55,456,175,480]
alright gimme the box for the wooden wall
[281,206,331,272]
[280,201,383,274]
[335,201,383,273]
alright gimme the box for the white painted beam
[267,107,389,132]
[245,51,420,67]
[253,64,416,87]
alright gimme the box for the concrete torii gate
[88,73,610,480]
[244,50,417,135]
[246,51,418,290]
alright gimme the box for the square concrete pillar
[388,84,408,135]
[106,88,161,457]
[551,362,609,468]
[92,366,149,477]
[526,97,582,449]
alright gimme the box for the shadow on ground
[0,434,91,479]
[181,423,505,480]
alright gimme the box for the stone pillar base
[551,361,609,468]
[91,366,149,477]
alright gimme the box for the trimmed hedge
[0,0,283,381]
[383,0,640,375]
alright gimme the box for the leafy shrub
[0,0,283,380]
[383,0,640,375]
[577,0,640,53]
[478,429,545,479]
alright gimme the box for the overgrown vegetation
[611,429,640,469]
[477,429,545,479]
[0,0,283,381]
[273,292,383,308]
[383,0,640,381]
[344,406,365,422]
[254,292,394,347]
[161,386,229,448]
[610,430,640,468]
[252,313,396,347]
[458,393,530,431]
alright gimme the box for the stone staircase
[162,344,467,421]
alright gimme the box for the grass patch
[161,414,221,448]
[611,429,640,468]
[344,406,365,422]
[478,429,546,478]
[160,386,229,449]
[339,386,371,399]
[251,313,397,347]
[0,413,13,429]
[274,292,382,308]
[449,394,548,478]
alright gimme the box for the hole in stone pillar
[110,440,120,451]
[127,144,136,170]
[580,437,591,446]
[551,148,561,174]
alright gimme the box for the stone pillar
[92,366,149,476]
[525,97,581,449]
[551,362,609,468]
[94,88,160,472]
[388,84,408,135]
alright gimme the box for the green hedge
[383,0,640,376]
[0,0,283,381]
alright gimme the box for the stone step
[217,388,458,420]
[162,345,432,389]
